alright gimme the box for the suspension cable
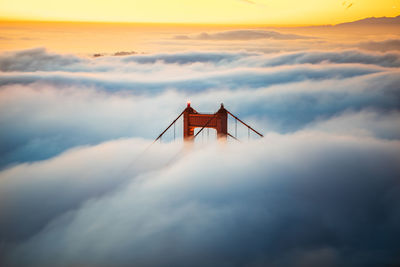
[226,110,263,138]
[193,114,217,139]
[153,109,185,144]
[235,118,237,138]
[228,133,241,142]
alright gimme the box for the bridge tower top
[183,102,227,141]
[152,103,263,144]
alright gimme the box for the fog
[0,24,399,266]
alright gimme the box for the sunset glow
[0,0,399,25]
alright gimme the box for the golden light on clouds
[0,0,399,25]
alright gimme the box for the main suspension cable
[153,109,185,144]
[226,110,263,138]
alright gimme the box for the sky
[0,0,399,24]
[0,1,400,267]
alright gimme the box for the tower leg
[216,104,228,141]
[183,104,195,142]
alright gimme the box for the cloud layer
[1,35,400,267]
[1,48,399,168]
[359,39,400,52]
[1,134,400,267]
[174,30,313,41]
[0,48,82,72]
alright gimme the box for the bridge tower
[183,102,227,141]
[152,102,263,144]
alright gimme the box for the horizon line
[1,14,399,28]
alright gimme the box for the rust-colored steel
[183,103,228,142]
[153,102,263,145]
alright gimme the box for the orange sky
[0,0,399,25]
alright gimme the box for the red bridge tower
[183,102,227,141]
[152,102,263,144]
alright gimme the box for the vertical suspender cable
[194,114,217,139]
[153,109,185,144]
[235,118,237,138]
[226,110,263,138]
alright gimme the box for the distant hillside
[335,15,400,27]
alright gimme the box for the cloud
[1,48,399,168]
[1,44,400,266]
[0,48,82,72]
[307,110,400,139]
[122,51,250,64]
[0,139,180,244]
[122,50,400,69]
[1,133,399,266]
[1,68,399,168]
[263,50,400,68]
[358,39,400,52]
[2,48,399,73]
[174,30,313,41]
[0,64,384,95]
[0,85,189,168]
